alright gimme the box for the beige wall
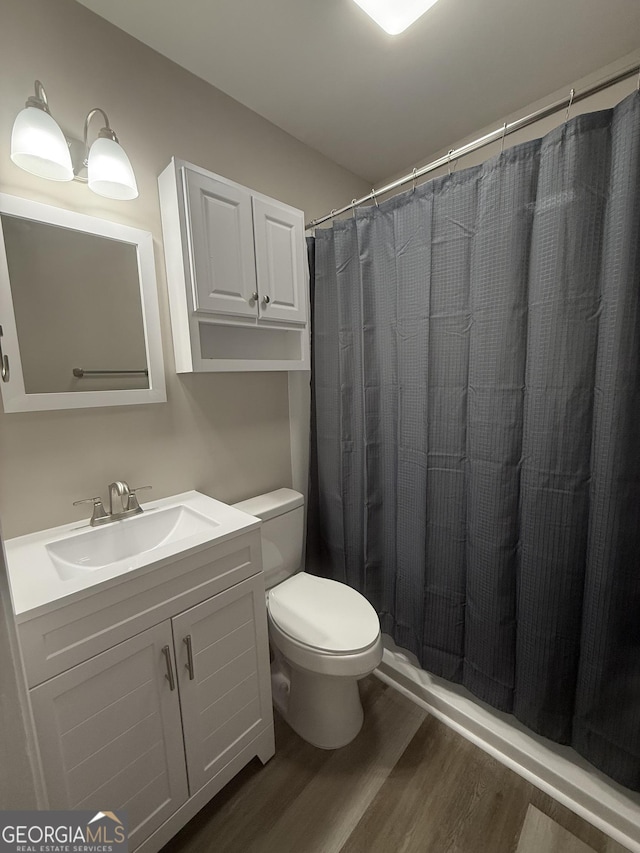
[0,0,369,538]
[379,49,640,191]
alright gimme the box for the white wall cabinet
[20,531,274,853]
[252,195,307,324]
[183,167,258,318]
[158,158,309,372]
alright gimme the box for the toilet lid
[268,573,380,653]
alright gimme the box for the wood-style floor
[161,676,631,853]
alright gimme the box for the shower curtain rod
[305,61,640,231]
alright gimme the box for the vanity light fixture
[352,0,441,34]
[84,108,138,200]
[10,80,138,201]
[10,81,74,181]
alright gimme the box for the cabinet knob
[262,295,271,305]
[249,291,259,303]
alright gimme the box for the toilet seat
[268,613,383,678]
[268,572,380,654]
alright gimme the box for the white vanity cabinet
[172,576,273,795]
[158,158,309,372]
[30,621,189,848]
[17,526,274,853]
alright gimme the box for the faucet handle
[127,485,152,513]
[73,496,109,525]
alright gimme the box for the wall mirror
[0,194,166,412]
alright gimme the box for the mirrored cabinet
[0,194,166,413]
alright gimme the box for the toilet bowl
[268,571,382,748]
[233,489,382,749]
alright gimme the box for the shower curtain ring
[447,149,455,176]
[352,200,357,219]
[637,67,640,92]
[565,88,575,122]
[412,167,418,192]
[500,122,508,155]
[371,188,379,207]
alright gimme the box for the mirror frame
[0,193,166,413]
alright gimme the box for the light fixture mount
[24,81,50,113]
[98,127,119,142]
[84,108,119,145]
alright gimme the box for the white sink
[45,505,220,581]
[5,491,261,616]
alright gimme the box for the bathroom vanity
[5,492,274,853]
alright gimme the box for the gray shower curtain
[308,91,640,790]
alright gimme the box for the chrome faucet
[74,481,152,526]
[108,481,131,515]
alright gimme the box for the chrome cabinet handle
[162,645,176,691]
[249,291,259,303]
[0,325,9,383]
[262,295,270,305]
[184,635,195,681]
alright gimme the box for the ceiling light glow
[352,0,441,34]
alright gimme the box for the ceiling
[75,0,640,184]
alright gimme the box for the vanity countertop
[5,490,260,619]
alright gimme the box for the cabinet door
[173,574,273,794]
[253,196,307,324]
[183,167,258,317]
[30,622,188,851]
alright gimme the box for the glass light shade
[87,136,138,200]
[11,106,74,181]
[352,0,441,34]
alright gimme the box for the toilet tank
[232,489,304,590]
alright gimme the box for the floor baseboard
[377,641,640,853]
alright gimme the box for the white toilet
[233,488,383,749]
